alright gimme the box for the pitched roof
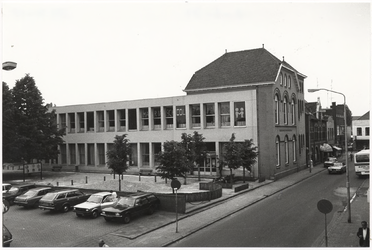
[184,48,304,92]
[357,111,370,120]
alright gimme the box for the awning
[320,143,333,152]
[333,146,342,151]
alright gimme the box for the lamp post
[308,88,351,223]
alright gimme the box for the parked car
[3,183,36,205]
[3,224,13,247]
[324,157,337,168]
[328,162,346,174]
[2,184,12,194]
[14,187,53,208]
[39,189,89,213]
[101,193,160,223]
[73,192,116,218]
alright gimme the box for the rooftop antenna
[262,44,264,48]
[225,49,227,54]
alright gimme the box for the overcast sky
[1,0,371,116]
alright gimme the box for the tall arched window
[283,97,288,125]
[284,74,287,87]
[291,98,295,125]
[285,135,289,164]
[280,73,283,86]
[288,76,291,88]
[275,94,279,124]
[276,136,280,166]
[292,135,297,162]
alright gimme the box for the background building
[50,47,307,180]
[352,111,370,151]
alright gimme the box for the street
[170,162,367,247]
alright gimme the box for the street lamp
[308,88,351,223]
[2,61,17,71]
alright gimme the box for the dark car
[3,183,36,205]
[14,187,53,208]
[101,193,160,223]
[73,192,116,218]
[3,224,13,247]
[39,189,89,213]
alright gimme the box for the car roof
[125,193,155,199]
[12,183,36,188]
[28,187,52,191]
[90,192,112,196]
[48,189,80,194]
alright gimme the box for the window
[176,106,186,128]
[219,102,230,126]
[152,107,161,130]
[128,109,137,130]
[284,74,287,87]
[117,109,126,131]
[366,127,370,136]
[107,110,115,132]
[60,144,67,164]
[357,127,362,136]
[234,102,246,126]
[69,144,76,164]
[291,99,295,125]
[285,136,289,164]
[140,108,149,131]
[87,112,94,132]
[78,144,85,165]
[191,104,201,128]
[283,97,288,125]
[59,114,66,130]
[274,95,279,124]
[141,143,150,166]
[280,73,283,86]
[164,106,173,129]
[87,143,95,165]
[288,76,291,88]
[292,136,296,162]
[153,143,162,166]
[97,144,105,165]
[205,103,215,127]
[275,136,280,166]
[97,111,104,132]
[68,113,75,133]
[77,112,85,132]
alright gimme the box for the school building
[52,47,307,180]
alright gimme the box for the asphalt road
[170,162,365,247]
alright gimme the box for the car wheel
[62,204,70,213]
[104,217,112,222]
[123,214,131,224]
[91,210,99,218]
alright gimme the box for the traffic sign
[317,199,333,214]
[171,178,181,190]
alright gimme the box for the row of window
[275,133,306,167]
[279,72,304,94]
[274,94,297,125]
[356,127,370,136]
[59,102,248,133]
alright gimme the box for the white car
[2,184,12,194]
[328,162,346,174]
[73,192,116,218]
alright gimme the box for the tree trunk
[118,178,121,191]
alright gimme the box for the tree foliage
[2,75,65,163]
[180,131,208,172]
[240,139,258,173]
[106,134,131,175]
[156,140,189,180]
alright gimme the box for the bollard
[154,175,157,183]
[104,176,106,181]
[86,176,88,184]
[121,174,123,180]
[71,180,73,186]
[139,173,141,181]
[57,182,59,186]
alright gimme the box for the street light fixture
[2,61,17,71]
[308,88,351,223]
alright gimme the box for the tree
[6,74,65,163]
[2,82,17,162]
[221,133,242,183]
[240,139,258,182]
[106,134,132,191]
[156,140,189,182]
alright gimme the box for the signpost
[171,178,181,233]
[317,199,333,247]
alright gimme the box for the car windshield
[87,195,103,203]
[327,158,336,161]
[7,187,19,195]
[356,154,369,163]
[24,190,38,197]
[41,193,58,200]
[115,197,135,208]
